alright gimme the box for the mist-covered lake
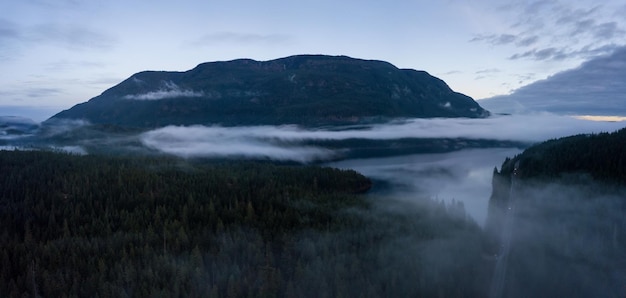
[326,148,522,225]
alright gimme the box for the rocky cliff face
[483,167,512,254]
[49,55,489,127]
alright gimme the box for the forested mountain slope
[498,127,626,183]
[49,55,488,127]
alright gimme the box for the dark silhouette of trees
[500,127,626,184]
[0,150,485,297]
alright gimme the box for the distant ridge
[49,55,489,127]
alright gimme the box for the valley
[2,54,626,297]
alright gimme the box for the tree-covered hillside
[49,55,488,127]
[499,127,626,184]
[0,150,488,297]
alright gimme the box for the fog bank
[139,114,624,162]
[326,148,522,225]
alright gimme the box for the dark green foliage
[0,150,486,297]
[49,55,488,128]
[500,127,626,184]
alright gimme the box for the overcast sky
[480,46,626,116]
[1,0,626,120]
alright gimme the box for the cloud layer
[0,18,115,56]
[140,125,336,162]
[139,114,626,162]
[472,1,626,62]
[480,46,626,115]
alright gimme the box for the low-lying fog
[4,111,626,295]
[139,113,625,162]
[501,180,626,297]
[136,113,625,225]
[326,148,522,225]
[5,113,626,226]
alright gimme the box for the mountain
[49,55,489,127]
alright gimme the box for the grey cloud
[514,73,537,85]
[556,6,600,25]
[499,1,555,30]
[523,0,556,15]
[593,22,625,39]
[558,10,625,42]
[468,35,485,43]
[475,68,501,74]
[192,32,293,46]
[509,47,567,61]
[574,43,621,58]
[477,2,625,63]
[614,4,626,18]
[516,35,538,47]
[493,34,516,45]
[571,19,595,35]
[474,68,501,81]
[485,46,626,115]
[29,23,115,50]
[470,34,516,46]
[26,87,63,98]
[536,47,566,60]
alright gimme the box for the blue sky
[1,0,626,120]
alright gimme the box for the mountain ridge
[49,55,489,127]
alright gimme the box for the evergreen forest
[499,127,626,183]
[0,150,487,297]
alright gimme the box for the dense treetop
[498,127,626,184]
[0,150,485,297]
